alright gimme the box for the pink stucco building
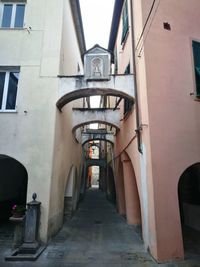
[108,0,200,262]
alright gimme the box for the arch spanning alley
[73,120,118,134]
[85,159,106,168]
[57,75,135,110]
[72,108,120,133]
[82,134,114,146]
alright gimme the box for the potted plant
[11,204,26,218]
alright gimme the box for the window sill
[0,110,17,113]
[0,27,25,31]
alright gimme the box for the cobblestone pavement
[0,188,200,267]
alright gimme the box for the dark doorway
[0,155,28,222]
[106,165,116,204]
[178,163,200,256]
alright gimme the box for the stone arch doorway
[120,152,141,226]
[0,155,28,222]
[178,162,200,255]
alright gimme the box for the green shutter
[121,1,129,44]
[192,41,200,97]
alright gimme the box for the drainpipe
[130,0,142,154]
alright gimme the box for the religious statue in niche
[91,57,103,77]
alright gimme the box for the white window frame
[0,70,19,112]
[0,2,25,28]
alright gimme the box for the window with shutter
[192,41,200,97]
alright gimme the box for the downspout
[130,0,142,154]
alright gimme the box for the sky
[79,0,115,111]
[80,0,115,49]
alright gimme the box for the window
[192,41,200,97]
[121,0,129,44]
[0,70,19,111]
[1,3,25,28]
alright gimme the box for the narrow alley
[1,188,199,267]
[1,0,200,265]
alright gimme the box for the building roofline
[108,0,124,52]
[70,0,86,57]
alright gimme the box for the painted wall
[113,0,160,261]
[48,100,83,237]
[0,0,84,242]
[47,0,84,238]
[59,0,84,75]
[138,0,200,261]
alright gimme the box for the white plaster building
[0,0,86,242]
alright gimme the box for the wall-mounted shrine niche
[83,44,111,81]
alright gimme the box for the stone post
[20,193,41,253]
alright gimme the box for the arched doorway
[0,155,28,222]
[178,163,200,255]
[121,152,141,226]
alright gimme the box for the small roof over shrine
[83,44,111,81]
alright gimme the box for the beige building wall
[48,0,84,237]
[60,0,84,75]
[0,0,84,242]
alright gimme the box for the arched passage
[178,163,200,255]
[72,108,120,133]
[57,75,135,111]
[82,136,114,146]
[73,120,119,134]
[121,152,141,226]
[0,155,28,222]
[57,89,133,111]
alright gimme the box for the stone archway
[0,155,28,222]
[178,162,200,255]
[82,134,114,146]
[57,75,135,111]
[72,108,120,133]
